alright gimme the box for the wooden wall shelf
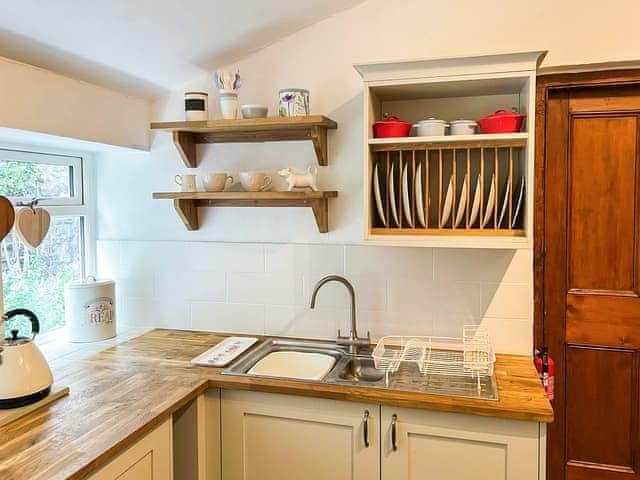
[152,191,338,233]
[150,116,338,168]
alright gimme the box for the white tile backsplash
[191,302,265,333]
[99,240,533,354]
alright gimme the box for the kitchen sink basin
[247,351,337,381]
[222,337,499,401]
[335,357,386,383]
[222,338,345,381]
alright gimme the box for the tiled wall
[97,240,532,354]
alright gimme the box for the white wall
[95,0,640,354]
[0,56,150,150]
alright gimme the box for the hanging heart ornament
[15,206,51,249]
[0,196,15,242]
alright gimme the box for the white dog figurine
[278,166,318,191]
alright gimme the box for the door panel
[244,414,352,479]
[568,115,639,294]
[116,453,153,480]
[541,81,640,480]
[381,406,539,480]
[221,390,379,480]
[566,346,636,469]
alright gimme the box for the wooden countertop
[0,329,553,480]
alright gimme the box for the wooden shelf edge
[152,116,337,167]
[368,133,528,151]
[369,228,525,237]
[154,191,338,233]
[150,115,338,132]
[152,191,338,200]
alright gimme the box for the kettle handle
[3,309,40,340]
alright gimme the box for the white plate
[482,173,496,228]
[373,164,387,227]
[389,163,399,227]
[468,173,482,227]
[440,176,454,226]
[512,176,526,229]
[497,178,511,228]
[415,163,426,227]
[454,173,468,227]
[402,163,413,227]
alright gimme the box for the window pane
[1,216,83,333]
[0,160,72,199]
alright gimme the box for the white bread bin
[64,277,116,342]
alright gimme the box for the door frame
[534,66,640,479]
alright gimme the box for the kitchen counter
[0,329,553,480]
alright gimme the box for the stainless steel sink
[334,357,386,383]
[222,338,346,379]
[222,337,499,401]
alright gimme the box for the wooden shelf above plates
[152,191,338,233]
[368,133,528,152]
[150,116,338,167]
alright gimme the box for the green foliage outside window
[1,160,82,334]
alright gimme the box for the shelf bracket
[310,199,329,233]
[173,131,197,168]
[310,126,328,166]
[173,199,199,230]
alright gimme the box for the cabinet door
[221,390,378,480]
[87,418,173,480]
[381,406,540,480]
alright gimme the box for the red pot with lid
[373,115,412,138]
[477,110,526,134]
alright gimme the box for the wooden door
[380,406,540,480]
[539,76,640,480]
[221,390,379,480]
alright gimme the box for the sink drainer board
[372,326,495,384]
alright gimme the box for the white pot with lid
[65,277,116,343]
[450,120,478,135]
[0,309,54,408]
[413,118,449,137]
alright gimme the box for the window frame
[0,148,84,206]
[0,144,96,299]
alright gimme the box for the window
[0,148,93,334]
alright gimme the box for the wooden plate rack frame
[369,142,526,237]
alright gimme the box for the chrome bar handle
[391,414,398,451]
[363,410,370,447]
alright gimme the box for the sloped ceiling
[0,0,365,98]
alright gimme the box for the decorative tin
[64,277,116,342]
[279,88,310,117]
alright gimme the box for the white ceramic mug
[239,172,272,192]
[203,173,234,192]
[175,174,197,192]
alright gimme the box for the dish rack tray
[372,326,495,378]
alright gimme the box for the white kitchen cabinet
[221,390,379,480]
[380,406,541,480]
[87,418,173,480]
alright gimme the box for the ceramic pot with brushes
[214,70,242,120]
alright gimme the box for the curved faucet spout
[309,275,369,354]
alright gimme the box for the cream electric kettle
[0,309,53,408]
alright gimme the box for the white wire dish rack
[372,326,495,391]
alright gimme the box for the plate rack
[372,326,496,391]
[370,140,526,236]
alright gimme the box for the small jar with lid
[184,92,209,121]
